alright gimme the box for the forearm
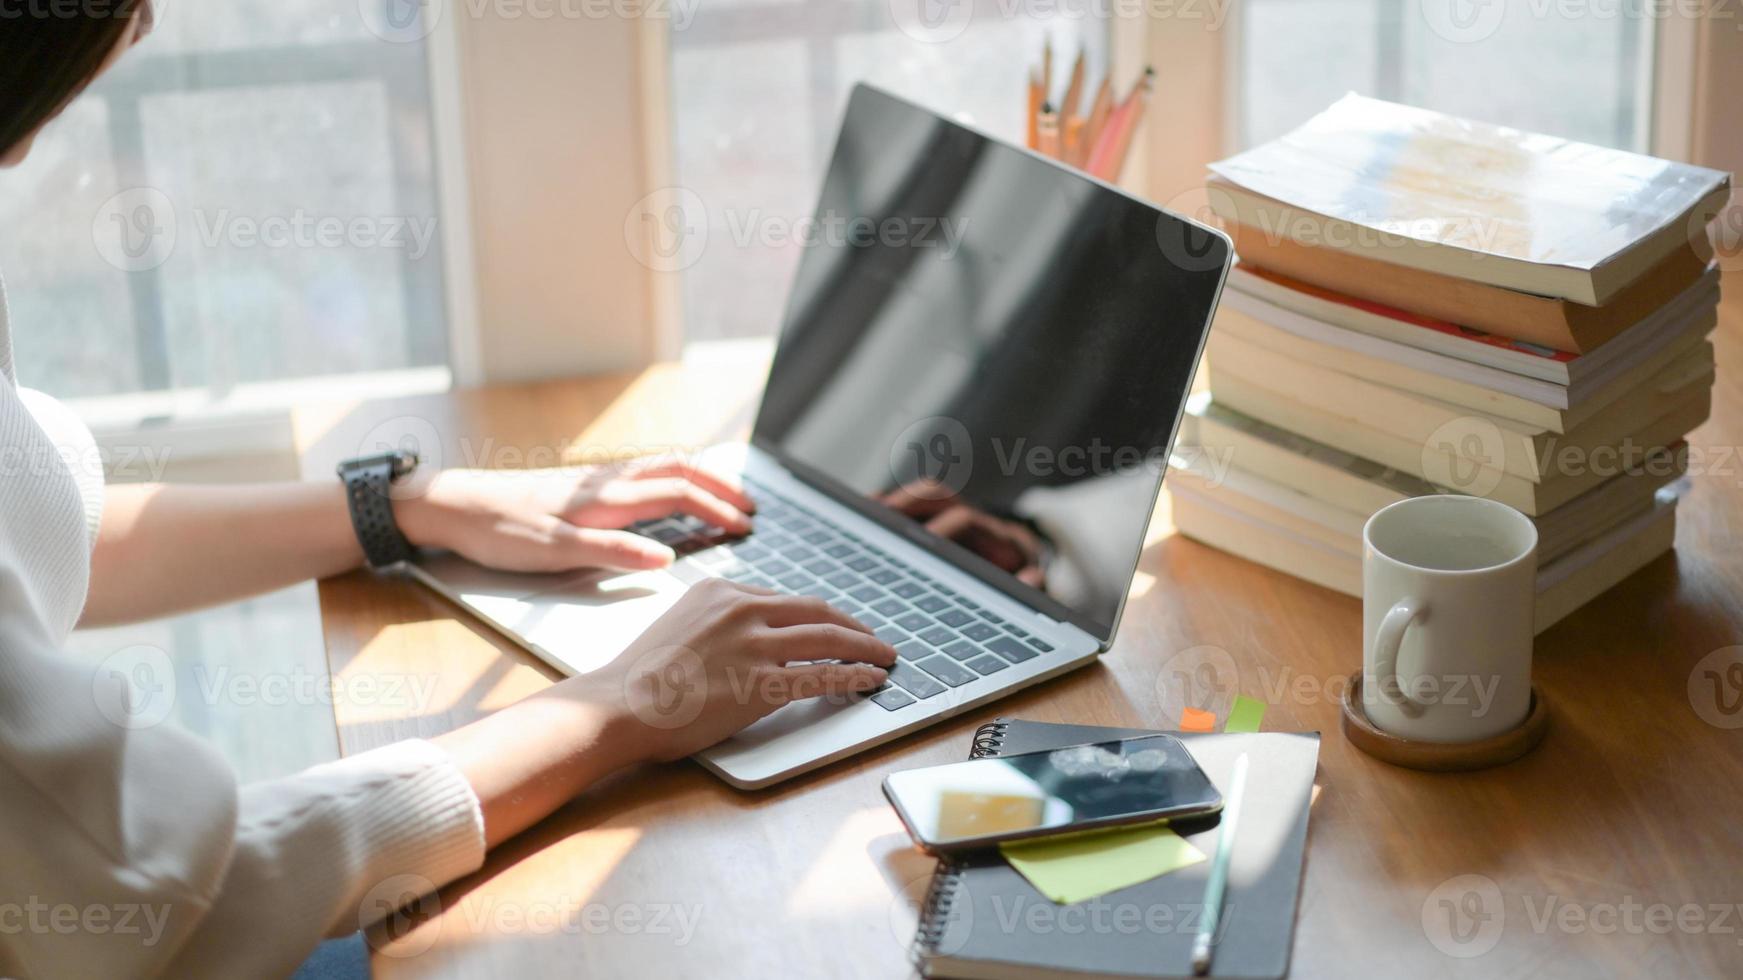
[83,482,365,626]
[434,680,646,848]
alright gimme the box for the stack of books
[1169,95,1731,632]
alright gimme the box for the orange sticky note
[1179,707,1216,733]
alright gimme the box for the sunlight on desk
[784,807,909,919]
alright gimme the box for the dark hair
[0,1,145,157]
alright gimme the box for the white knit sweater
[0,273,486,977]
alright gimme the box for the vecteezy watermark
[1416,0,1509,43]
[93,644,178,731]
[1236,201,1517,262]
[624,188,971,273]
[92,187,438,272]
[0,898,173,949]
[1422,874,1506,958]
[889,416,976,501]
[1688,646,1743,730]
[1701,189,1743,274]
[0,0,154,21]
[1419,0,1734,46]
[1154,644,1504,719]
[889,871,975,956]
[887,419,1237,505]
[0,441,173,483]
[93,187,177,273]
[361,873,702,958]
[193,665,443,712]
[362,874,444,958]
[620,641,903,732]
[622,645,710,731]
[888,0,1231,44]
[1422,873,1743,958]
[92,644,443,730]
[1421,421,1727,497]
[360,0,701,43]
[987,896,1237,939]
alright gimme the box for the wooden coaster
[1341,671,1550,772]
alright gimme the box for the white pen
[1192,752,1250,976]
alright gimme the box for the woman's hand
[584,577,898,762]
[437,577,897,846]
[394,456,757,574]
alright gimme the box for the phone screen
[884,735,1222,850]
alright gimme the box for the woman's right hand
[438,577,897,848]
[589,578,898,762]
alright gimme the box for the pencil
[1027,70,1042,150]
[1104,66,1154,182]
[1036,102,1061,160]
[1041,36,1054,105]
[1063,115,1088,168]
[1061,46,1086,125]
[1086,66,1153,182]
[1080,76,1113,161]
[1191,752,1250,977]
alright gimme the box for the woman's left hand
[393,456,756,574]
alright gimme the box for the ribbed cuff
[331,739,486,928]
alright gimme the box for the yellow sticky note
[1000,823,1207,905]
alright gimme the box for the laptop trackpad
[419,554,696,675]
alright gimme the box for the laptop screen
[751,84,1230,643]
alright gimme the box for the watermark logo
[93,187,176,272]
[355,415,447,499]
[888,0,973,43]
[889,416,974,501]
[1154,644,1241,719]
[1700,190,1743,274]
[1155,183,1236,274]
[1689,646,1743,730]
[622,645,709,730]
[889,871,975,955]
[361,873,443,957]
[1422,874,1505,958]
[0,898,172,948]
[626,186,709,273]
[1418,0,1506,43]
[361,0,441,43]
[93,644,177,731]
[1421,416,1506,498]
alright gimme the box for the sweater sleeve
[0,597,486,978]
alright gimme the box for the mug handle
[1371,597,1428,716]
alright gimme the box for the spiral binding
[969,718,1010,760]
[911,719,1011,965]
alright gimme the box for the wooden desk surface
[302,290,1743,978]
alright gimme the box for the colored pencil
[1036,102,1061,160]
[1027,70,1042,150]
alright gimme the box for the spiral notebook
[914,719,1321,979]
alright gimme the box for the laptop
[408,84,1232,789]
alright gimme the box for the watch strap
[339,457,415,568]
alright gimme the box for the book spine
[913,719,1010,965]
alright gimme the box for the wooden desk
[302,290,1743,978]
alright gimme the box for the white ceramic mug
[1362,495,1537,743]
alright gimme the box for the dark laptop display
[753,84,1230,642]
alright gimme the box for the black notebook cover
[914,719,1321,980]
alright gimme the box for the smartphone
[882,734,1223,854]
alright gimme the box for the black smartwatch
[337,449,420,568]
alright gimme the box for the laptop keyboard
[628,479,1057,710]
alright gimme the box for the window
[669,5,1111,343]
[0,2,448,423]
[1238,0,1654,152]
